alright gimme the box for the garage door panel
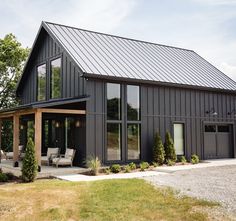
[217,133,231,158]
[204,133,217,159]
[204,124,233,159]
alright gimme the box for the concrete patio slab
[154,159,236,173]
[0,159,89,178]
[56,171,166,182]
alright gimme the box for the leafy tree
[22,138,37,182]
[0,34,29,152]
[0,33,29,108]
[164,131,177,162]
[153,132,165,165]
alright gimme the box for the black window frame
[36,62,47,101]
[50,56,62,100]
[126,84,141,161]
[105,83,122,162]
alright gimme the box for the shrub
[124,165,131,173]
[164,132,177,162]
[87,156,101,176]
[140,162,150,171]
[110,164,121,173]
[129,162,136,170]
[153,132,165,165]
[152,162,158,167]
[180,156,187,165]
[22,138,38,182]
[191,154,200,164]
[105,168,111,175]
[0,173,8,182]
[5,172,15,180]
[167,159,175,166]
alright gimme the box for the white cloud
[219,62,236,81]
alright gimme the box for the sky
[0,0,236,80]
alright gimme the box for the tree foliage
[164,131,177,162]
[153,132,165,165]
[0,34,29,151]
[0,33,29,108]
[22,138,37,182]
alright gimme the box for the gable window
[37,64,46,101]
[50,58,61,99]
[174,123,185,155]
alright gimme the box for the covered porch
[0,99,87,173]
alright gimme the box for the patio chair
[41,147,60,165]
[52,148,76,167]
[6,145,24,160]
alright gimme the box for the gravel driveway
[144,165,236,215]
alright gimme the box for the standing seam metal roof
[42,21,236,91]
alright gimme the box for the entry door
[204,124,233,159]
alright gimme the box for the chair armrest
[59,154,65,159]
[50,153,58,159]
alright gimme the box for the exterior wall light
[227,109,236,117]
[75,120,81,127]
[206,108,218,116]
[55,122,60,128]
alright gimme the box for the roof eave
[83,73,236,94]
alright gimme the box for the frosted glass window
[174,123,184,155]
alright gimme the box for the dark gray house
[0,21,236,169]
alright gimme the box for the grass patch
[0,179,219,221]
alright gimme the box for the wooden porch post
[35,110,42,172]
[13,114,19,167]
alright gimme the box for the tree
[0,34,29,151]
[22,138,37,182]
[153,132,165,165]
[164,131,177,162]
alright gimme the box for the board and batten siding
[19,29,85,104]
[86,79,236,163]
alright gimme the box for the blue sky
[1,0,236,80]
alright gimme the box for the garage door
[204,124,233,159]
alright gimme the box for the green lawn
[0,179,219,221]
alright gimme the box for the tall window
[106,83,121,161]
[174,123,184,155]
[37,64,46,101]
[127,85,140,160]
[50,58,61,99]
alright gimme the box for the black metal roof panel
[41,22,236,91]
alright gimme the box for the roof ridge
[43,21,194,52]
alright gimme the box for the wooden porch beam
[35,110,42,172]
[13,114,19,167]
[38,108,86,115]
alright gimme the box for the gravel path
[143,165,236,215]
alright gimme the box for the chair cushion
[47,148,59,159]
[65,148,74,160]
[52,157,71,165]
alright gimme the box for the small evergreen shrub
[140,162,150,171]
[124,165,131,173]
[167,159,175,166]
[129,162,136,170]
[87,156,101,176]
[191,154,200,164]
[152,162,158,167]
[164,132,177,162]
[22,138,38,182]
[0,173,8,182]
[105,168,111,175]
[110,164,121,173]
[153,132,165,165]
[180,156,187,165]
[5,172,15,180]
